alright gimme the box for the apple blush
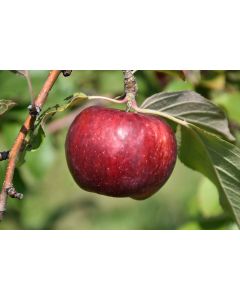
[65,106,177,200]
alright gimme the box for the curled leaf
[0,99,16,116]
[21,92,88,155]
[38,92,88,126]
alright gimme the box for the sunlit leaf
[141,90,235,142]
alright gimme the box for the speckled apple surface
[65,106,177,199]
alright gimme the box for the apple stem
[123,71,138,111]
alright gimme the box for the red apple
[65,106,177,199]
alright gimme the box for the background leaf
[197,177,223,218]
[213,92,240,123]
[10,70,34,101]
[157,70,185,80]
[141,90,235,141]
[182,70,201,85]
[0,99,16,116]
[10,70,29,77]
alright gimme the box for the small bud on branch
[6,186,23,200]
[0,151,9,161]
[62,70,72,77]
[28,104,41,116]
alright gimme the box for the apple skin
[65,106,177,200]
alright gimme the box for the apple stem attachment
[123,70,138,111]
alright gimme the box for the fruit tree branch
[123,70,138,110]
[0,70,62,219]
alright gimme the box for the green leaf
[28,125,45,151]
[37,92,88,125]
[27,92,88,151]
[0,99,16,116]
[139,90,240,227]
[141,90,235,142]
[17,92,88,167]
[16,148,27,168]
[178,124,240,226]
[16,125,46,167]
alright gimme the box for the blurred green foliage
[0,70,239,229]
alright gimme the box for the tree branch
[0,70,62,219]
